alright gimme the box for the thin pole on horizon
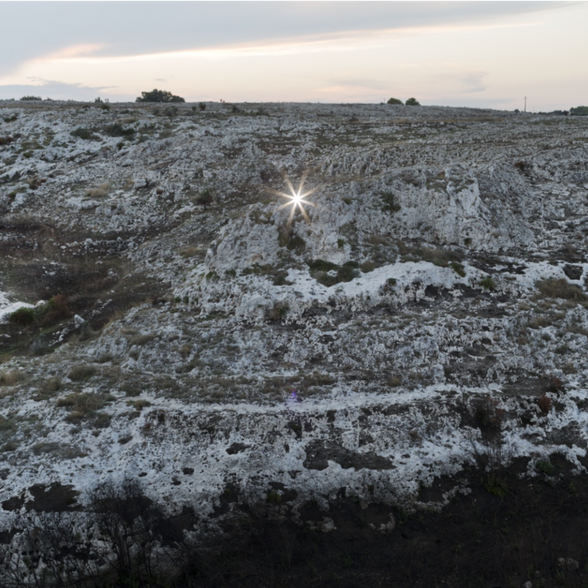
[524,96,527,113]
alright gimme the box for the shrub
[272,271,293,286]
[449,261,466,278]
[20,95,42,101]
[307,259,339,273]
[136,89,185,103]
[535,458,556,475]
[57,391,104,414]
[68,364,97,382]
[39,376,61,395]
[286,234,306,252]
[380,277,397,295]
[414,246,462,268]
[360,260,377,273]
[380,191,401,213]
[7,306,36,325]
[104,123,135,138]
[472,397,504,437]
[337,263,360,282]
[307,259,359,287]
[538,394,553,414]
[195,189,213,206]
[480,276,495,290]
[71,127,98,140]
[387,97,403,105]
[41,294,70,324]
[198,102,206,111]
[536,278,585,301]
[547,375,564,393]
[405,97,420,106]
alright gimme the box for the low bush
[71,127,98,140]
[286,234,306,252]
[307,259,359,287]
[67,364,97,382]
[538,393,553,414]
[535,458,556,475]
[449,261,466,278]
[307,259,338,273]
[472,397,505,439]
[337,262,360,282]
[38,376,60,394]
[195,189,213,206]
[387,97,403,105]
[380,191,401,213]
[480,276,495,290]
[103,123,135,138]
[7,295,71,328]
[7,306,36,325]
[136,89,185,103]
[405,97,420,106]
[403,246,463,269]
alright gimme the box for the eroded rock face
[1,101,588,536]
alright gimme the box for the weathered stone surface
[0,101,587,529]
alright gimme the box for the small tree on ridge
[136,89,185,103]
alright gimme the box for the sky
[0,1,586,110]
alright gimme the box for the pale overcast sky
[0,1,586,110]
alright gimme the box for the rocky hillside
[1,100,588,584]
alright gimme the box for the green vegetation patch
[570,106,588,116]
[400,244,464,270]
[380,191,401,213]
[7,295,71,328]
[71,127,99,141]
[479,276,496,290]
[307,259,359,287]
[103,123,136,138]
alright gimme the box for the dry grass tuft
[0,370,25,387]
[129,333,157,346]
[86,183,110,198]
[536,278,585,301]
[68,364,97,382]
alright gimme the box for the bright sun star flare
[269,173,318,226]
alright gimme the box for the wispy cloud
[38,18,539,67]
[0,79,115,101]
[461,71,488,94]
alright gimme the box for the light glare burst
[269,173,318,226]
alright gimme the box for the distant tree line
[387,97,420,106]
[570,106,588,116]
[518,106,588,116]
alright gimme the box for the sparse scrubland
[1,99,588,586]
